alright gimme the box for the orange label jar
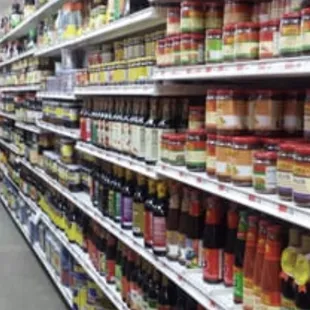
[181,33,205,65]
[206,133,217,177]
[181,1,204,33]
[253,89,284,136]
[189,105,205,130]
[205,89,217,132]
[186,129,206,172]
[231,136,260,187]
[224,0,253,26]
[216,135,232,182]
[259,19,280,59]
[205,2,224,30]
[216,89,248,135]
[223,24,235,61]
[167,6,181,35]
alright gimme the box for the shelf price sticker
[278,204,294,215]
[208,300,217,309]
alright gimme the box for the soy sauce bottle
[133,174,147,237]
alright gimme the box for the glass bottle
[114,167,124,223]
[121,170,135,230]
[122,99,132,155]
[133,174,147,237]
[130,101,139,158]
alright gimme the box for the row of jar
[167,0,306,35]
[158,12,310,67]
[160,132,310,205]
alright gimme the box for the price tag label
[209,300,216,309]
[278,204,294,215]
[186,68,192,74]
[206,66,212,73]
[218,184,225,191]
[248,194,256,202]
[236,64,244,71]
[179,171,184,177]
[196,177,202,183]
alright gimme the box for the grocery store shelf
[0,49,35,68]
[36,120,80,139]
[0,195,73,308]
[0,110,16,120]
[0,85,41,92]
[35,7,165,57]
[76,142,160,179]
[0,138,23,155]
[20,159,240,310]
[15,122,42,134]
[158,162,310,230]
[75,83,207,96]
[0,0,65,43]
[153,56,310,81]
[37,92,76,100]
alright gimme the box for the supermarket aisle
[0,205,68,310]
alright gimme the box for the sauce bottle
[114,167,124,223]
[135,98,149,160]
[234,210,248,304]
[260,225,282,310]
[133,174,147,237]
[106,233,117,284]
[121,247,128,301]
[121,170,135,230]
[166,181,181,261]
[152,181,169,256]
[158,275,170,309]
[243,215,259,310]
[129,255,139,309]
[115,241,122,292]
[80,101,87,141]
[294,234,310,310]
[108,165,117,218]
[142,263,152,310]
[130,101,139,158]
[281,228,301,309]
[224,205,239,287]
[144,179,157,248]
[203,196,225,283]
[97,228,107,276]
[125,249,136,305]
[85,99,92,143]
[179,186,190,265]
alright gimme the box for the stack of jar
[77,29,164,86]
[160,87,310,207]
[157,0,310,67]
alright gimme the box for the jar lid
[187,129,206,136]
[207,28,222,35]
[206,89,217,95]
[235,22,260,29]
[217,135,232,142]
[279,143,297,152]
[207,133,217,140]
[191,33,205,39]
[254,151,277,160]
[223,23,235,31]
[295,145,310,156]
[217,89,231,95]
[262,137,283,145]
[232,136,259,144]
[189,105,205,111]
[182,1,204,6]
[162,133,171,140]
[267,224,282,235]
[170,134,186,141]
[181,33,192,39]
[283,12,301,18]
[268,19,280,26]
[302,7,310,15]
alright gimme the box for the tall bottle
[281,228,301,309]
[85,99,92,143]
[253,219,269,310]
[106,233,117,284]
[101,99,108,149]
[108,165,117,219]
[260,225,282,310]
[243,215,259,310]
[91,99,99,145]
[121,170,135,230]
[145,98,160,165]
[233,210,248,304]
[178,97,189,132]
[294,234,310,310]
[98,100,105,148]
[115,99,124,153]
[144,179,157,248]
[130,101,139,157]
[129,255,139,309]
[158,276,170,310]
[203,196,225,283]
[100,164,111,217]
[80,100,87,141]
[122,99,131,155]
[152,181,169,256]
[115,241,122,292]
[114,167,124,223]
[133,174,147,237]
[224,205,239,287]
[135,98,148,160]
[106,98,113,150]
[110,99,117,151]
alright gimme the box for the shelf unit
[19,159,240,310]
[15,122,42,134]
[0,85,41,92]
[0,138,23,156]
[36,92,77,100]
[36,120,80,139]
[0,49,35,69]
[0,195,73,308]
[35,7,165,57]
[0,111,16,121]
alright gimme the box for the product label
[216,145,231,177]
[261,291,281,309]
[114,192,122,221]
[167,230,180,259]
[293,162,310,200]
[145,128,159,162]
[254,164,277,191]
[231,149,253,182]
[259,32,279,58]
[106,259,115,283]
[108,190,115,217]
[234,266,244,301]
[243,277,255,310]
[206,96,217,129]
[121,196,133,228]
[121,122,130,153]
[224,252,234,286]
[205,38,223,62]
[133,202,144,235]
[115,265,122,291]
[158,129,175,160]
[180,13,204,32]
[280,25,301,52]
[152,216,166,251]
[144,210,153,246]
[136,126,145,158]
[281,296,295,309]
[203,248,223,281]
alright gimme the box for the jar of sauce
[231,136,260,187]
[206,133,216,177]
[205,29,223,63]
[161,133,170,163]
[181,1,204,33]
[223,24,235,61]
[216,135,232,182]
[186,129,206,172]
[293,145,310,207]
[259,19,280,59]
[167,6,181,35]
[172,35,181,66]
[304,89,310,140]
[224,0,253,26]
[205,2,224,30]
[301,8,310,54]
[253,151,277,194]
[60,138,75,164]
[169,134,186,166]
[181,33,205,65]
[189,105,205,129]
[205,89,217,133]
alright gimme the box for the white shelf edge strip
[0,0,64,43]
[36,120,80,139]
[0,195,73,307]
[76,142,159,179]
[37,92,76,100]
[0,111,17,120]
[0,49,35,68]
[20,159,239,310]
[0,85,41,92]
[15,122,42,134]
[0,138,23,155]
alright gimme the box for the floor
[0,205,68,310]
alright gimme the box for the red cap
[302,7,310,15]
[189,105,205,111]
[232,136,260,144]
[217,135,232,142]
[295,145,310,156]
[206,28,222,35]
[283,12,301,18]
[187,129,206,135]
[279,142,301,152]
[207,133,217,140]
[254,151,277,160]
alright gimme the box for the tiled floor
[0,205,68,310]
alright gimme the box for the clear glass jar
[206,133,217,177]
[223,24,235,61]
[167,6,181,35]
[205,89,217,133]
[301,8,310,54]
[186,129,206,172]
[205,2,224,29]
[205,29,223,63]
[169,134,186,166]
[181,33,205,65]
[216,135,232,182]
[259,19,280,59]
[181,1,204,33]
[188,105,205,130]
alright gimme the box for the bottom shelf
[0,195,73,308]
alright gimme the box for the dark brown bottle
[133,174,147,237]
[135,98,149,160]
[148,268,160,309]
[158,276,170,310]
[130,101,139,158]
[121,99,131,155]
[106,233,117,284]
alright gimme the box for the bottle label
[145,128,159,162]
[86,118,91,142]
[122,122,130,153]
[131,124,138,156]
[115,192,122,221]
[115,265,122,291]
[224,252,234,286]
[144,210,153,246]
[203,248,223,281]
[152,216,166,251]
[281,296,295,309]
[133,202,144,235]
[158,128,175,160]
[136,126,145,158]
[167,230,179,260]
[261,291,281,308]
[148,298,158,309]
[115,122,122,151]
[106,259,115,283]
[98,252,106,275]
[121,196,133,227]
[243,277,254,310]
[185,238,203,268]
[234,266,244,302]
[108,190,115,217]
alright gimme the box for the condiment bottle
[253,219,269,310]
[224,204,239,287]
[114,167,124,223]
[260,225,282,310]
[294,234,310,310]
[121,247,128,302]
[106,233,117,284]
[158,275,170,309]
[281,228,301,309]
[203,196,225,283]
[152,181,169,256]
[129,255,139,309]
[115,241,122,292]
[234,210,248,304]
[125,249,136,306]
[243,215,259,310]
[121,170,135,230]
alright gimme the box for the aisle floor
[0,205,68,310]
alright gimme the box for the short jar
[181,33,205,65]
[168,134,186,166]
[205,2,224,30]
[161,133,170,163]
[206,133,216,177]
[172,35,181,66]
[167,6,181,35]
[205,89,217,133]
[205,29,223,63]
[253,151,277,194]
[231,136,260,187]
[223,24,235,61]
[259,19,280,59]
[181,1,204,33]
[188,105,205,129]
[216,135,232,182]
[301,8,310,54]
[186,129,206,172]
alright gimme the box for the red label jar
[205,89,217,133]
[167,6,181,35]
[259,19,280,59]
[216,135,232,182]
[181,1,205,33]
[301,8,310,54]
[223,23,235,61]
[189,105,205,129]
[168,134,186,166]
[205,2,224,30]
[186,129,206,172]
[181,33,205,65]
[206,133,217,177]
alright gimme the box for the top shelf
[35,7,165,57]
[0,0,65,44]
